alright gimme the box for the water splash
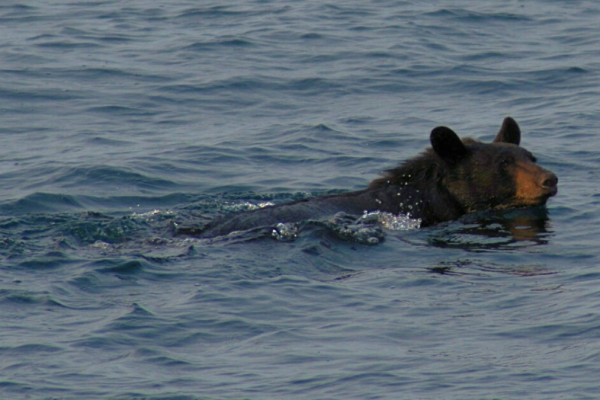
[361,210,422,231]
[326,211,420,245]
[330,220,383,245]
[271,211,421,244]
[131,209,174,219]
[271,222,299,241]
[223,201,276,213]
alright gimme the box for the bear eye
[530,155,537,163]
[500,158,510,168]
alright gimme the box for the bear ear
[494,116,521,145]
[430,126,468,164]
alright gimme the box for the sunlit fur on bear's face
[445,140,558,213]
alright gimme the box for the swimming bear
[186,117,558,238]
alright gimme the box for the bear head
[430,117,558,213]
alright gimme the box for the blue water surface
[2,1,600,399]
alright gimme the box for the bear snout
[540,171,558,196]
[513,163,558,205]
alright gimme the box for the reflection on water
[427,207,552,251]
[428,259,558,277]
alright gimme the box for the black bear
[187,117,557,238]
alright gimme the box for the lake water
[2,1,600,399]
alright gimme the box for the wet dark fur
[185,117,557,238]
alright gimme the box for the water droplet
[271,223,298,241]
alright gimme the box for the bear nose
[541,173,558,188]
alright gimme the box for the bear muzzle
[539,171,558,197]
[513,163,558,205]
